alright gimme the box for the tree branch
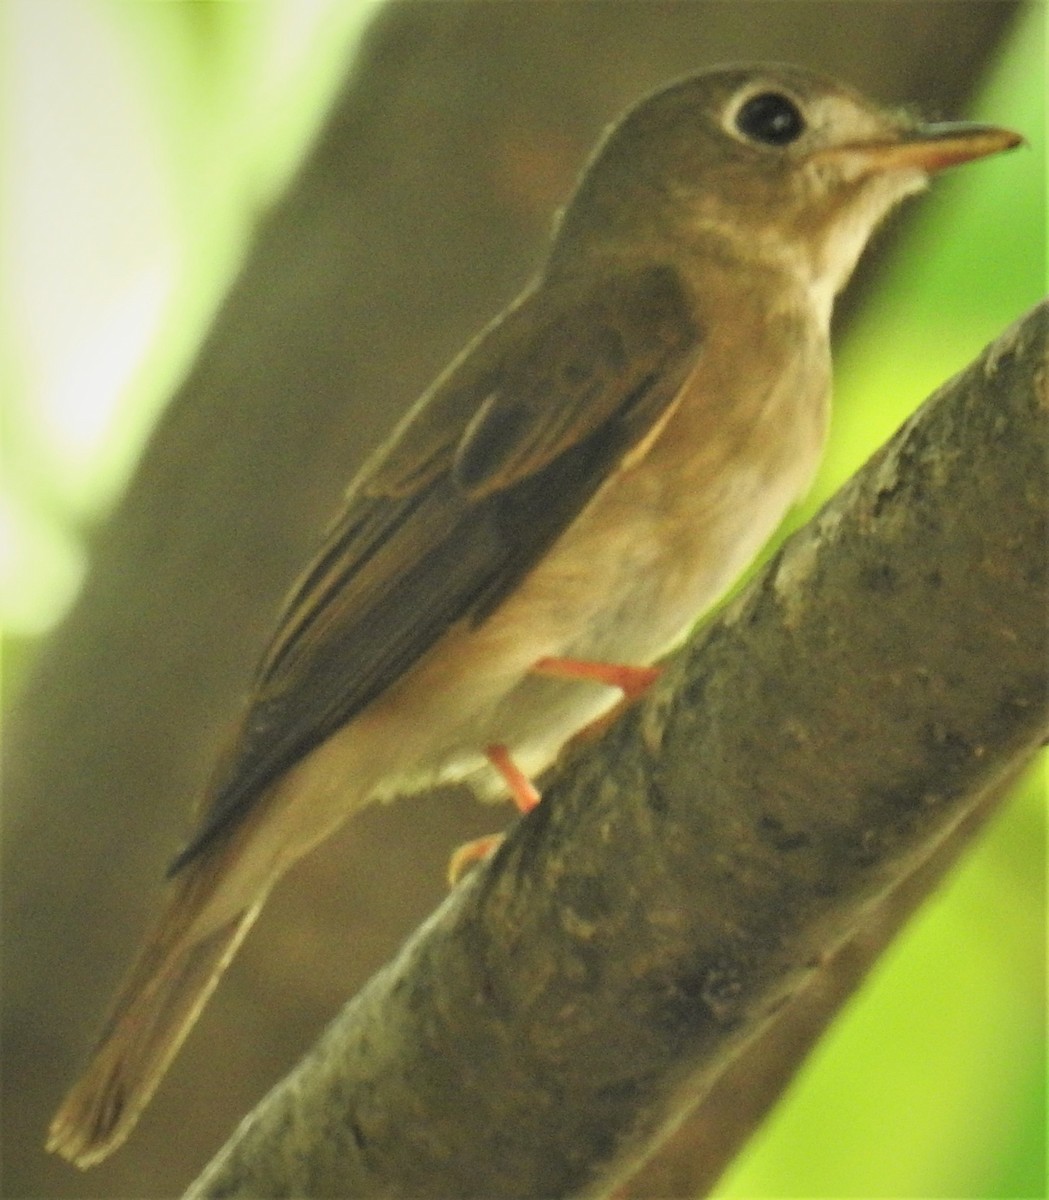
[617,754,1032,1199]
[184,301,1047,1200]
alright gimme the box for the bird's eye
[735,92,806,146]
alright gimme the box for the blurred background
[2,2,1044,1196]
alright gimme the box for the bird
[47,63,1020,1167]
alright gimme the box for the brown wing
[170,264,701,871]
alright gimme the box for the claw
[447,833,505,886]
[446,745,538,885]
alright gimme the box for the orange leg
[447,744,540,885]
[448,662,660,885]
[485,743,541,812]
[532,656,662,700]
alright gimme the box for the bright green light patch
[2,0,374,639]
[23,259,176,505]
[0,492,86,636]
[5,0,180,516]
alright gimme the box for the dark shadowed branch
[185,304,1047,1199]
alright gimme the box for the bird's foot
[446,832,505,886]
[446,744,539,884]
[447,661,661,884]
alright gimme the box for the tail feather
[47,892,262,1169]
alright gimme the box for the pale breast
[408,286,831,788]
[269,284,831,821]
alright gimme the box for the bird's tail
[47,870,263,1170]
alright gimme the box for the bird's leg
[485,743,541,812]
[532,656,661,700]
[447,662,661,885]
[446,745,539,885]
[534,655,663,745]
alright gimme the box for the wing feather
[170,264,701,871]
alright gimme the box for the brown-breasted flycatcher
[48,64,1020,1167]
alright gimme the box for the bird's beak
[815,122,1023,176]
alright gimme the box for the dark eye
[735,92,805,146]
